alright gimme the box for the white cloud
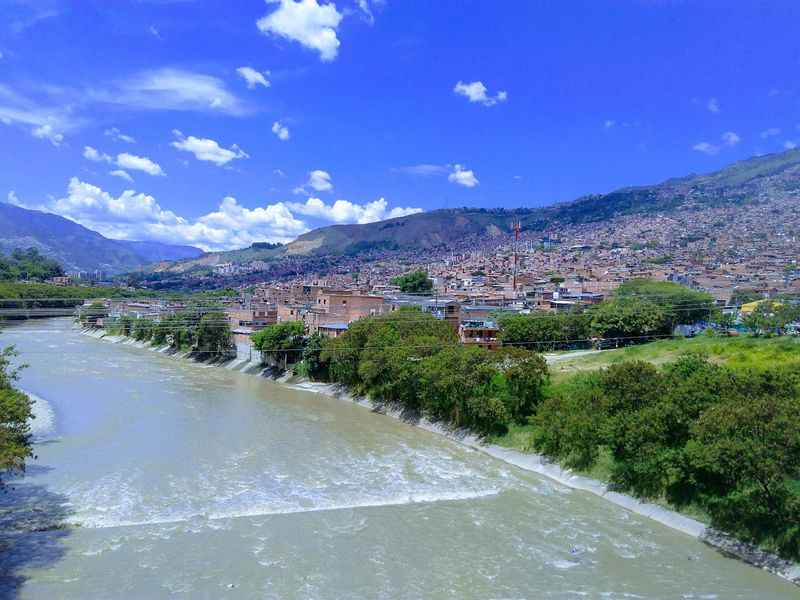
[356,0,374,23]
[692,142,719,155]
[294,169,333,194]
[84,146,112,163]
[721,131,741,146]
[31,123,64,146]
[18,178,308,251]
[83,145,163,176]
[604,119,616,129]
[707,97,720,113]
[104,127,135,143]
[236,66,271,89]
[393,164,447,177]
[272,121,290,140]
[761,127,781,139]
[453,81,507,107]
[171,130,249,166]
[288,196,422,224]
[110,169,133,183]
[116,152,165,176]
[149,25,161,39]
[257,0,343,62]
[100,68,247,116]
[448,164,479,187]
[7,191,21,206]
[785,140,797,150]
[0,84,82,144]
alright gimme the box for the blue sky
[1,0,799,251]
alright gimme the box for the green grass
[548,334,800,382]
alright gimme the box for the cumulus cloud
[99,68,247,116]
[288,196,422,224]
[31,124,64,146]
[761,127,781,139]
[14,178,307,251]
[84,146,112,163]
[294,169,333,194]
[104,127,135,144]
[692,142,719,155]
[272,121,290,140]
[707,97,720,113]
[785,140,798,150]
[604,119,616,129]
[721,131,741,146]
[116,152,165,176]
[171,130,249,166]
[236,66,271,89]
[448,164,479,187]
[82,145,163,176]
[110,169,133,183]
[453,81,507,107]
[257,0,343,62]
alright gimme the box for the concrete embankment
[79,324,800,586]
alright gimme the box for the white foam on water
[23,389,56,438]
[72,488,501,530]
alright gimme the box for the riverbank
[78,323,800,586]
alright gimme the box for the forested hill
[149,147,800,277]
[284,147,800,256]
[0,202,203,273]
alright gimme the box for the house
[459,319,500,350]
[318,322,349,338]
[385,294,461,329]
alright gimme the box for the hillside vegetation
[148,148,800,281]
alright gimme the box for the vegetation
[742,300,800,336]
[78,301,108,327]
[614,279,717,325]
[105,307,234,359]
[0,346,33,486]
[317,309,548,436]
[498,311,592,351]
[546,335,800,382]
[590,296,667,341]
[391,270,433,295]
[529,353,800,559]
[252,321,306,368]
[0,248,63,281]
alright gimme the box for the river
[0,318,797,599]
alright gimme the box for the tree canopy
[391,270,434,294]
[0,346,33,486]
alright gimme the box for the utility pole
[512,220,521,292]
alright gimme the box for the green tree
[685,394,800,558]
[590,297,668,342]
[391,270,434,295]
[301,333,330,380]
[79,301,108,328]
[252,321,306,368]
[498,311,592,351]
[615,279,716,325]
[196,311,234,359]
[491,347,549,420]
[0,346,33,486]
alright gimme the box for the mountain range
[147,148,800,280]
[4,148,798,281]
[0,203,203,274]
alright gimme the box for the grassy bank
[548,335,800,382]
